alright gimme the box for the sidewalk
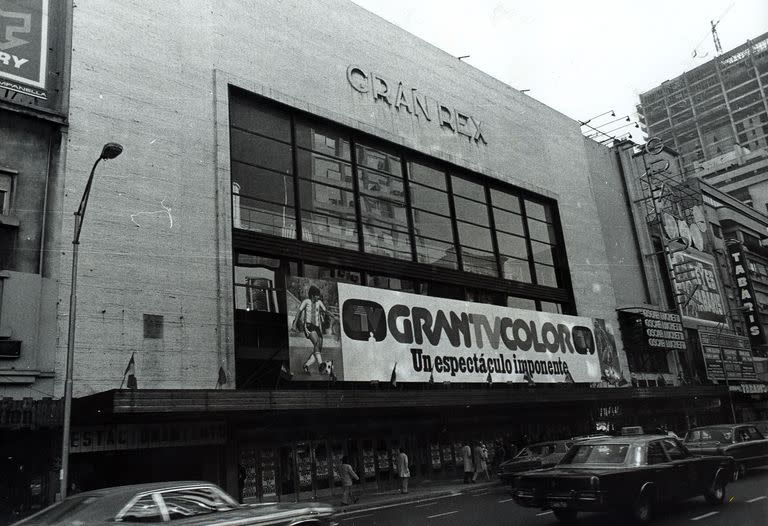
[337,478,503,514]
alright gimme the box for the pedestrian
[340,455,359,505]
[472,442,484,482]
[397,447,410,493]
[480,443,490,481]
[462,442,474,483]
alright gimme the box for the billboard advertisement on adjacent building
[699,329,757,382]
[0,0,49,99]
[726,241,765,353]
[286,277,601,383]
[668,250,727,328]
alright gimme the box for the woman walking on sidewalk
[340,456,359,505]
[397,447,410,494]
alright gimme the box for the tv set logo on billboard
[0,0,49,99]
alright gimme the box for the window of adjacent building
[143,314,164,339]
[228,90,568,289]
[0,175,11,215]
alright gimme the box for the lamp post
[60,143,123,499]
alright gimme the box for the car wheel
[732,463,746,482]
[630,493,654,524]
[705,479,726,505]
[553,509,578,523]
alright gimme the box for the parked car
[497,440,573,482]
[12,481,339,526]
[511,436,733,523]
[684,423,768,481]
[745,420,768,438]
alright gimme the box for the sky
[351,0,768,137]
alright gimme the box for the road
[338,468,768,525]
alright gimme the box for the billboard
[668,250,727,328]
[699,329,756,382]
[286,277,601,384]
[0,0,49,99]
[617,308,686,351]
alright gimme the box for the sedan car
[511,436,733,523]
[13,481,338,525]
[497,440,573,483]
[684,424,768,480]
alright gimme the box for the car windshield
[560,444,629,464]
[685,429,733,443]
[15,495,101,525]
[515,444,552,458]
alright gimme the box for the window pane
[229,93,291,142]
[493,209,524,235]
[121,494,163,522]
[161,487,237,520]
[496,232,528,259]
[301,213,358,250]
[412,210,454,241]
[410,183,450,215]
[454,196,489,226]
[457,222,493,251]
[535,263,558,287]
[491,189,521,213]
[295,119,351,160]
[234,195,296,238]
[451,175,486,202]
[461,247,499,276]
[297,150,353,189]
[507,296,536,310]
[232,162,294,203]
[358,169,405,202]
[528,218,555,243]
[299,179,356,215]
[540,302,563,314]
[525,200,551,222]
[363,225,412,260]
[230,129,292,174]
[360,196,408,227]
[531,241,555,265]
[408,161,446,190]
[502,257,532,283]
[356,144,402,176]
[367,274,418,292]
[303,264,361,284]
[415,236,458,269]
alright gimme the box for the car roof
[572,435,668,446]
[690,424,740,431]
[74,480,218,499]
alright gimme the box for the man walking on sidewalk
[462,442,474,483]
[397,447,410,494]
[340,456,359,505]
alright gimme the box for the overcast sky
[352,0,768,137]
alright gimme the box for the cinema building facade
[29,0,731,506]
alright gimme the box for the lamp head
[100,142,123,160]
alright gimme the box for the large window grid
[229,90,567,289]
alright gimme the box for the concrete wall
[62,0,620,396]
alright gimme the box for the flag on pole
[122,352,137,390]
[564,371,575,383]
[217,366,228,388]
[429,371,434,383]
[486,371,492,384]
[523,370,535,386]
[390,362,397,387]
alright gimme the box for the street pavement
[337,468,768,525]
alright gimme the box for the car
[510,435,733,523]
[12,481,339,526]
[497,440,574,483]
[684,423,768,481]
[745,420,768,438]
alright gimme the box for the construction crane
[692,1,734,58]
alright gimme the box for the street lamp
[60,143,123,499]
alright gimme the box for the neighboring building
[587,134,768,425]
[47,0,736,505]
[0,0,72,519]
[694,144,768,212]
[636,32,768,174]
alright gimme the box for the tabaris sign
[285,277,600,383]
[726,241,765,351]
[0,0,48,99]
[668,249,727,327]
